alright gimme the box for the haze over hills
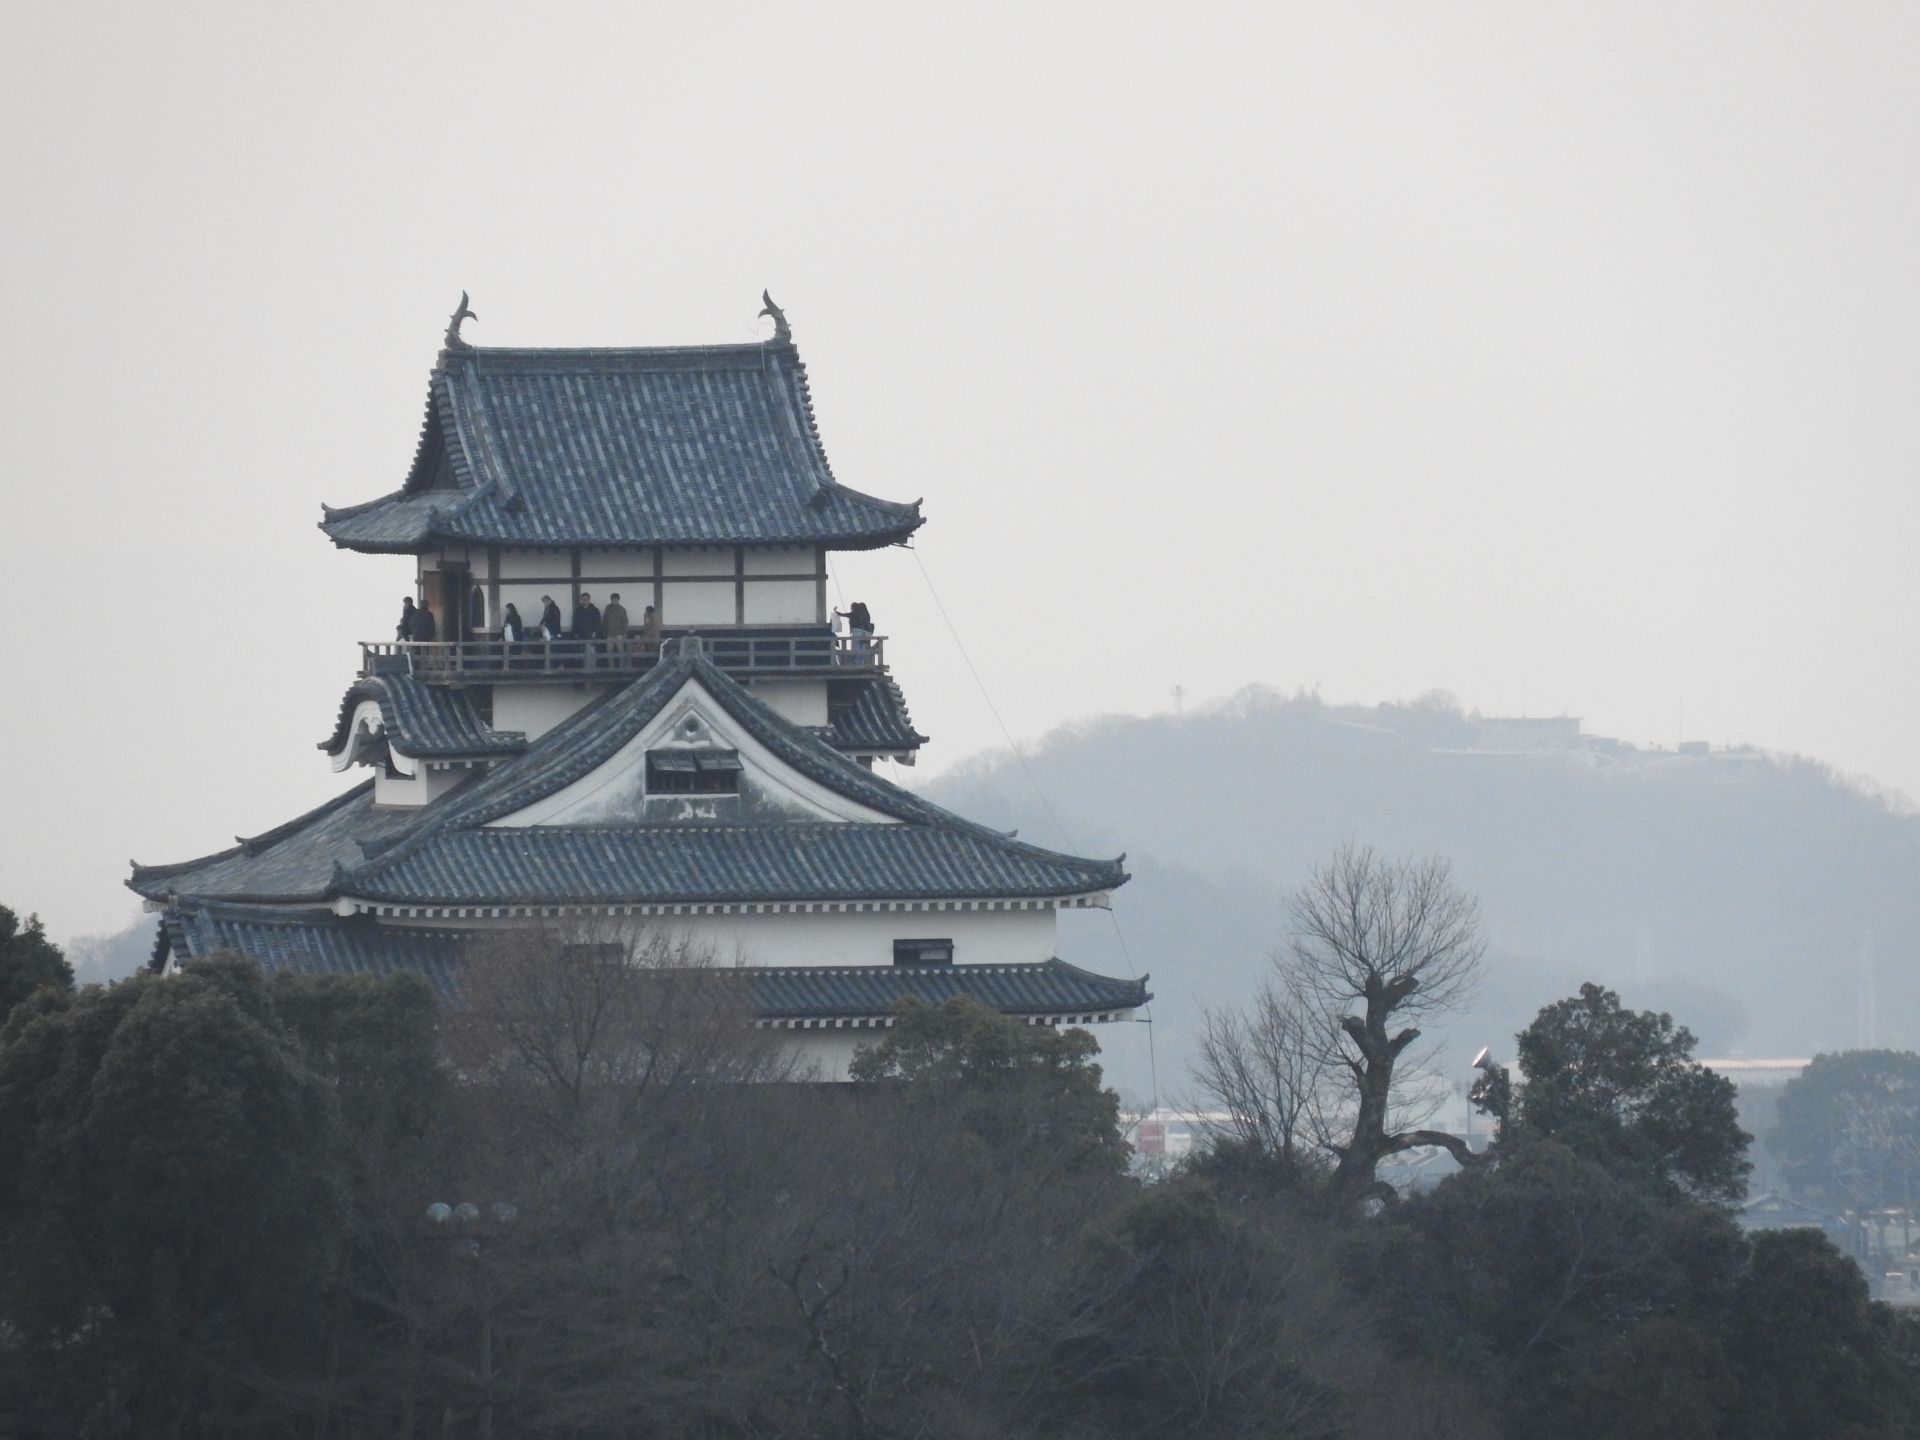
[917,689,1920,1105]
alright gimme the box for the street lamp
[1469,1046,1512,1144]
[427,1200,516,1439]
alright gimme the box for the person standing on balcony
[539,596,563,640]
[640,604,661,657]
[603,594,629,656]
[396,596,419,642]
[572,593,602,640]
[836,601,873,658]
[501,604,525,642]
[411,602,437,642]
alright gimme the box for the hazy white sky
[4,2,1919,941]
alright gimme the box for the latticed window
[646,748,743,794]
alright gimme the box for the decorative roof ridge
[334,647,1127,895]
[330,663,696,885]
[319,675,527,761]
[443,341,779,362]
[129,780,376,886]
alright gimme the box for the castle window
[647,748,742,794]
[893,938,954,966]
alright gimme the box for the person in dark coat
[397,597,418,641]
[501,603,525,642]
[412,604,437,642]
[835,601,873,658]
[572,593,602,640]
[540,596,563,640]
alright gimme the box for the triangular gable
[492,675,898,828]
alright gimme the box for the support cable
[907,545,1160,1114]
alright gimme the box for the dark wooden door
[438,566,471,641]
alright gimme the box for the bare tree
[447,920,792,1136]
[1193,844,1487,1206]
[1194,966,1338,1168]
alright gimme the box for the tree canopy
[0,903,72,1027]
[1509,982,1750,1204]
[851,993,1131,1175]
[1769,1049,1920,1210]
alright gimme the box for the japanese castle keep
[130,297,1148,1078]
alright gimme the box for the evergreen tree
[0,903,72,1027]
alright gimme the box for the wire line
[908,544,1160,1111]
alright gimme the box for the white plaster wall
[492,684,612,739]
[500,550,572,581]
[749,678,828,727]
[742,546,815,576]
[662,548,735,576]
[662,581,734,625]
[580,550,651,581]
[373,764,472,807]
[742,580,816,623]
[684,906,1058,969]
[783,1030,875,1083]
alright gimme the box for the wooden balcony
[361,628,886,683]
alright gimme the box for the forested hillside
[919,689,1920,1102]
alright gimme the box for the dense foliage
[0,905,72,1026]
[1363,986,1920,1440]
[2,909,1919,1438]
[1771,1050,1920,1210]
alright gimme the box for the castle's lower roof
[153,901,1150,1021]
[751,959,1148,1023]
[133,647,1123,910]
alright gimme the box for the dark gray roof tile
[320,675,527,761]
[158,901,1148,1018]
[826,677,927,754]
[321,343,921,554]
[132,646,1125,908]
[753,959,1150,1019]
[344,824,1116,907]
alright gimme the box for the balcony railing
[361,629,885,682]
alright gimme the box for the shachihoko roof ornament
[443,291,478,352]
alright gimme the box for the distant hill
[917,689,1920,1104]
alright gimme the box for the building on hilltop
[130,296,1148,1078]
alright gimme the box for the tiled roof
[825,677,927,754]
[130,646,1126,909]
[342,824,1118,907]
[753,959,1150,1020]
[129,783,407,904]
[320,675,528,761]
[156,901,1149,1019]
[320,342,922,554]
[158,901,467,1000]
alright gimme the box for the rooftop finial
[758,290,791,344]
[444,292,478,351]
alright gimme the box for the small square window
[647,748,740,794]
[893,938,954,966]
